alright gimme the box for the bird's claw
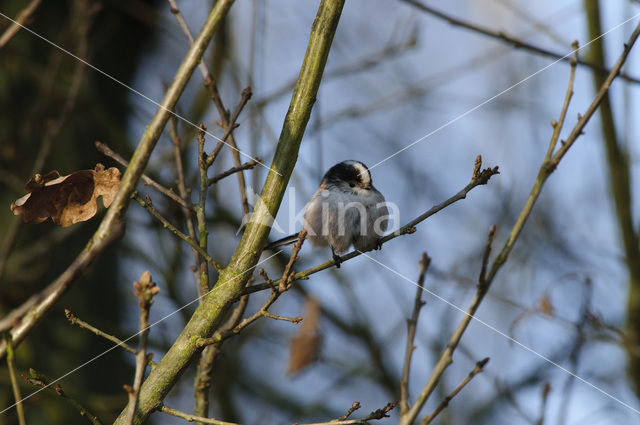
[332,253,342,268]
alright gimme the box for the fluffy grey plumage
[303,160,388,254]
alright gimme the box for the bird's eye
[349,182,355,188]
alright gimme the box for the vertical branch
[169,118,202,294]
[583,0,640,396]
[399,253,430,415]
[421,358,489,425]
[124,272,159,424]
[196,125,212,297]
[113,1,345,423]
[194,125,214,423]
[5,335,26,425]
[399,226,495,425]
[167,0,252,218]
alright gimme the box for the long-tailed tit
[268,160,388,266]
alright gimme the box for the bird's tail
[264,233,300,251]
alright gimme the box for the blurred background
[1,0,640,424]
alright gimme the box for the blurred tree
[0,0,158,423]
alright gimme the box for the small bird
[268,160,388,266]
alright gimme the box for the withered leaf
[10,164,121,227]
[287,297,323,376]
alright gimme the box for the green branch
[113,1,346,423]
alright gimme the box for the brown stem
[400,253,431,415]
[0,0,43,48]
[65,309,156,367]
[124,272,158,424]
[400,0,640,84]
[95,141,191,210]
[133,195,222,272]
[421,358,489,424]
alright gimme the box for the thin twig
[95,141,191,210]
[193,278,253,420]
[400,253,431,416]
[302,401,398,425]
[23,369,102,425]
[167,0,253,217]
[399,227,497,425]
[335,402,361,421]
[163,401,393,425]
[401,22,640,424]
[194,124,215,421]
[535,383,551,425]
[205,84,253,218]
[5,335,26,425]
[197,231,307,347]
[65,309,156,367]
[196,124,212,294]
[133,194,222,272]
[208,158,260,185]
[0,0,43,48]
[478,225,497,288]
[488,21,640,285]
[124,272,158,424]
[421,358,489,424]
[168,117,202,296]
[400,0,640,85]
[160,405,240,425]
[248,161,499,295]
[0,220,125,350]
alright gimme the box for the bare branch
[65,309,157,367]
[0,219,124,343]
[400,253,431,415]
[95,141,191,211]
[421,358,490,424]
[197,231,308,348]
[400,0,640,85]
[208,158,260,186]
[0,0,236,361]
[124,272,159,424]
[399,227,496,425]
[5,335,26,425]
[488,21,640,285]
[0,0,43,48]
[303,401,398,425]
[168,117,202,296]
[160,405,241,425]
[23,369,102,425]
[133,194,222,272]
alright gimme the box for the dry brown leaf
[287,297,322,376]
[10,164,121,227]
